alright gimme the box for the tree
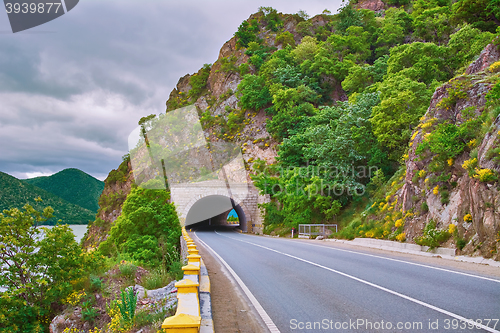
[237,74,272,111]
[0,205,90,332]
[451,0,500,32]
[386,42,451,85]
[447,24,495,70]
[99,187,181,268]
[235,20,259,47]
[342,64,373,94]
[370,74,431,158]
[375,7,413,56]
[292,36,319,62]
[335,4,363,34]
[413,6,453,44]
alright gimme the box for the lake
[44,224,89,243]
[0,224,89,292]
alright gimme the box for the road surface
[194,229,500,333]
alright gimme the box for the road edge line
[194,232,281,333]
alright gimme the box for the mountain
[84,2,500,261]
[0,171,96,225]
[24,168,104,212]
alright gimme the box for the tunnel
[184,195,248,232]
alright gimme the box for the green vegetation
[218,3,500,238]
[24,168,104,212]
[98,186,182,272]
[0,171,96,225]
[118,287,138,326]
[415,220,451,249]
[0,205,101,331]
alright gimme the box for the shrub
[235,19,260,47]
[440,189,450,205]
[119,262,137,280]
[89,275,103,292]
[81,299,99,323]
[456,237,467,250]
[462,158,478,176]
[415,220,451,249]
[142,267,172,290]
[489,61,500,73]
[188,64,211,101]
[237,74,272,110]
[118,287,138,326]
[473,168,498,182]
[276,31,295,47]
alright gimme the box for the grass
[141,267,173,290]
[135,307,174,329]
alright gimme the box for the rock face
[466,43,500,75]
[399,43,500,260]
[82,160,134,250]
[355,0,385,12]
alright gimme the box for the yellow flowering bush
[418,170,426,178]
[411,130,419,141]
[396,233,406,242]
[106,300,132,333]
[433,185,439,195]
[463,214,472,222]
[473,168,497,182]
[63,290,86,306]
[462,158,478,176]
[447,158,453,166]
[467,139,477,148]
[395,219,404,228]
[421,118,437,131]
[365,231,375,238]
[489,61,500,73]
[448,223,457,234]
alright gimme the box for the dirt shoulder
[193,233,269,333]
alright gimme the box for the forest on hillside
[164,0,500,252]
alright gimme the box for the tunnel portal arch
[182,194,251,232]
[170,180,264,233]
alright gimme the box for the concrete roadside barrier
[162,228,213,333]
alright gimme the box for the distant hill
[0,171,96,225]
[24,168,104,212]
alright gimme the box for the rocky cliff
[82,158,134,249]
[398,42,500,259]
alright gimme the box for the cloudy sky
[0,0,343,181]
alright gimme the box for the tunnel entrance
[184,195,248,232]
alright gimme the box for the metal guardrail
[298,224,337,238]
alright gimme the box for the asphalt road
[194,229,500,333]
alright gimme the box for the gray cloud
[0,0,343,180]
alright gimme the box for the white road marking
[217,231,500,333]
[299,240,500,284]
[194,232,281,333]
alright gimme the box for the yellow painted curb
[187,254,201,263]
[175,279,199,294]
[187,248,199,255]
[182,264,201,276]
[162,313,201,332]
